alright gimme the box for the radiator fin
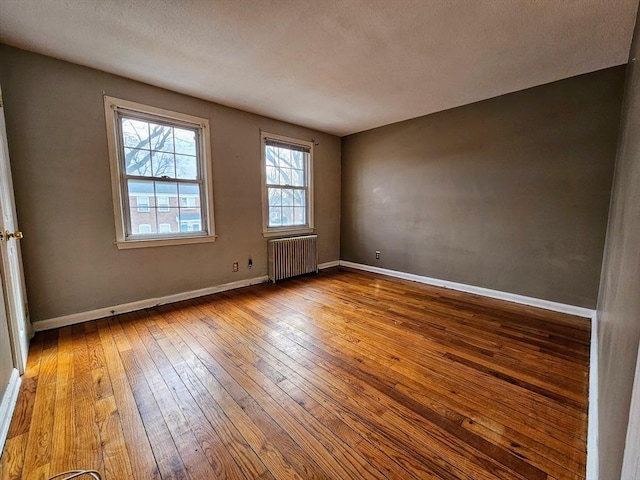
[268,235,318,282]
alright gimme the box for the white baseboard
[33,258,593,332]
[0,368,21,454]
[586,311,599,479]
[34,275,269,332]
[339,261,595,318]
[33,257,343,332]
[318,260,340,269]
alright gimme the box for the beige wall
[597,9,640,480]
[341,68,624,308]
[0,45,341,323]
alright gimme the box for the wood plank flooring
[0,267,590,479]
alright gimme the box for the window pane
[152,152,176,178]
[290,150,304,169]
[276,148,292,168]
[291,169,305,187]
[266,166,278,184]
[281,189,294,207]
[268,187,282,208]
[179,208,202,233]
[121,118,150,149]
[279,168,293,186]
[124,148,152,176]
[281,207,294,226]
[269,207,282,227]
[265,146,278,168]
[149,123,174,152]
[293,206,306,225]
[158,223,172,233]
[155,181,178,200]
[178,183,201,226]
[158,207,179,232]
[175,154,198,179]
[293,189,305,207]
[174,128,197,155]
[154,182,178,234]
[129,203,157,236]
[128,179,154,196]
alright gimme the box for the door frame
[0,274,22,454]
[0,85,31,373]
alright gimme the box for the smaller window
[138,224,152,234]
[137,196,150,212]
[159,223,171,233]
[158,196,170,212]
[261,131,314,237]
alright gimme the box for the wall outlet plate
[375,251,381,260]
[232,262,239,272]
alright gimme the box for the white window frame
[104,96,216,249]
[260,131,314,237]
[158,223,171,233]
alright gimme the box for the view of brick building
[128,181,202,235]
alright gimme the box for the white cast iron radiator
[268,235,318,282]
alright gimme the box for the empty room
[0,1,639,479]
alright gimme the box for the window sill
[262,227,314,238]
[115,235,218,249]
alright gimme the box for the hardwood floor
[0,267,590,479]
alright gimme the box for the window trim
[104,96,216,249]
[260,131,314,237]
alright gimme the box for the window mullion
[124,174,202,184]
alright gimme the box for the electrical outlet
[232,262,239,272]
[375,250,381,260]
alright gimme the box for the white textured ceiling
[0,0,638,136]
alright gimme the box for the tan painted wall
[341,68,625,308]
[597,9,640,480]
[0,45,341,323]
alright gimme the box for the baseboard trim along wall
[339,261,596,318]
[34,275,269,332]
[318,260,340,269]
[34,259,595,330]
[0,368,21,454]
[587,311,599,480]
[34,261,341,332]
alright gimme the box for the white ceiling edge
[0,0,638,137]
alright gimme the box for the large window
[261,132,314,236]
[104,96,216,248]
